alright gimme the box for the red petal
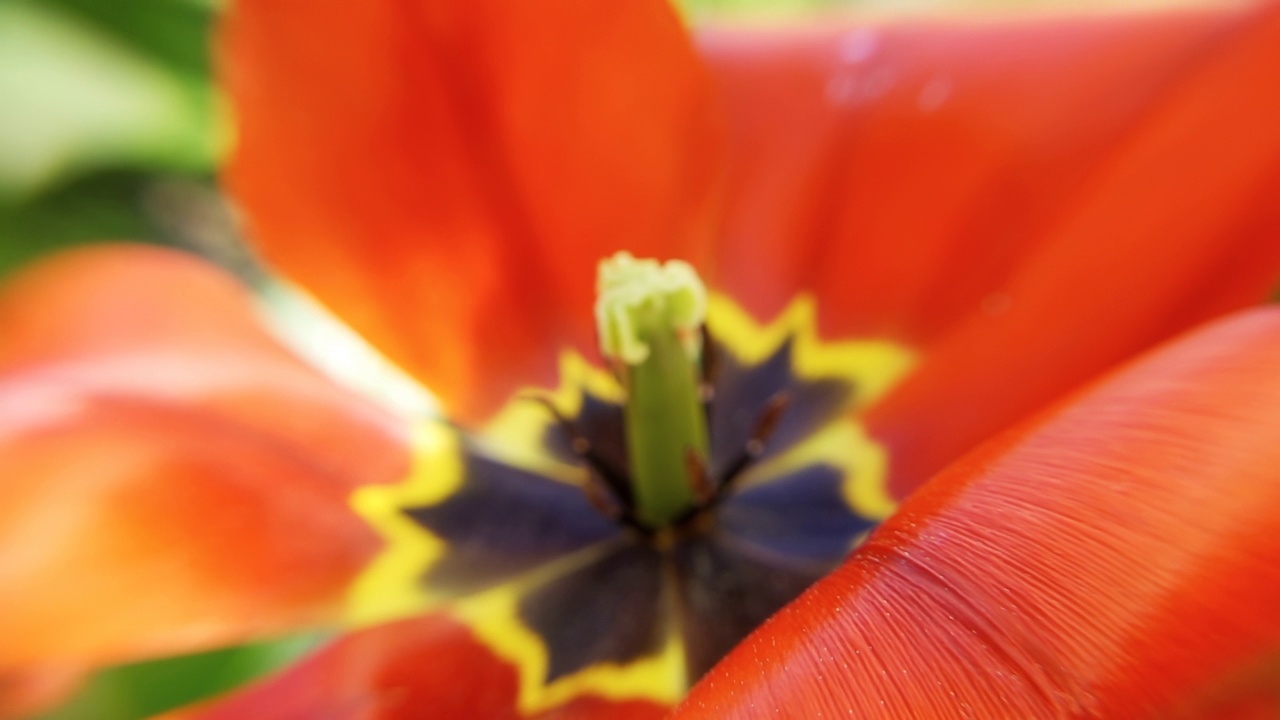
[179,614,667,720]
[221,0,724,425]
[0,246,408,671]
[702,4,1280,495]
[675,307,1280,718]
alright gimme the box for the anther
[521,393,585,447]
[746,392,791,458]
[699,324,719,402]
[684,448,715,505]
[522,394,633,507]
[717,391,793,494]
[583,469,623,520]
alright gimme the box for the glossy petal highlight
[0,246,408,671]
[702,3,1280,495]
[676,307,1280,719]
[222,0,724,425]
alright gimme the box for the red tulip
[2,0,1280,718]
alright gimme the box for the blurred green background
[0,0,223,279]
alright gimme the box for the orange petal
[178,613,667,720]
[221,0,724,425]
[676,307,1280,718]
[702,3,1280,495]
[0,246,408,671]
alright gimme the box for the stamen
[583,468,624,520]
[699,324,718,402]
[746,392,791,457]
[718,391,792,493]
[684,448,715,506]
[523,394,633,507]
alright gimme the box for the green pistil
[595,252,710,528]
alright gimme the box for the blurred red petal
[676,307,1280,718]
[0,246,408,671]
[702,3,1280,495]
[222,0,723,425]
[179,613,666,720]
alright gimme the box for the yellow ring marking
[347,420,463,626]
[454,568,688,714]
[706,292,914,409]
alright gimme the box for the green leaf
[34,633,326,720]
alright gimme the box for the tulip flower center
[349,256,915,714]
